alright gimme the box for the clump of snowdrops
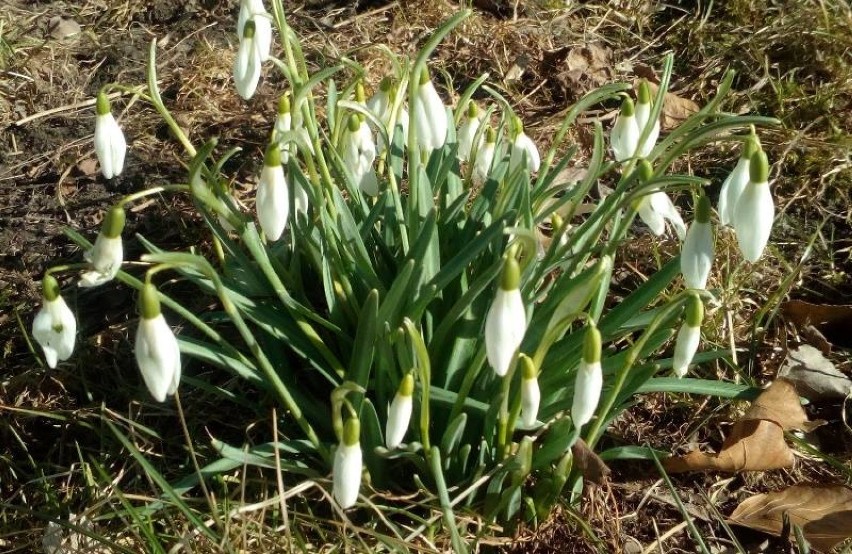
[32,3,779,535]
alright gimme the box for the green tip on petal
[419,66,430,86]
[742,135,759,159]
[620,96,635,117]
[749,150,769,183]
[399,373,414,397]
[140,282,161,320]
[466,101,478,118]
[685,293,704,327]
[277,94,291,115]
[103,205,126,238]
[485,126,496,144]
[243,19,256,38]
[342,417,360,446]
[264,143,281,167]
[695,195,711,224]
[96,91,111,116]
[355,82,366,103]
[42,274,60,301]
[379,76,393,92]
[637,80,652,105]
[347,114,360,133]
[637,159,654,181]
[520,355,537,380]
[500,256,521,291]
[582,325,602,364]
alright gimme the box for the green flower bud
[419,66,430,86]
[637,158,654,181]
[582,325,602,364]
[42,274,60,301]
[139,282,161,320]
[685,293,704,328]
[399,373,414,396]
[347,114,361,133]
[355,81,366,103]
[750,150,769,183]
[277,93,291,115]
[102,205,126,239]
[264,143,281,167]
[620,96,635,117]
[637,80,652,106]
[343,416,360,447]
[96,91,111,116]
[500,256,521,291]
[520,354,537,380]
[484,126,496,144]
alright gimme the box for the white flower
[233,20,263,100]
[79,205,125,288]
[237,0,271,62]
[634,80,660,158]
[386,374,414,448]
[611,97,640,162]
[681,195,714,290]
[457,102,483,163]
[485,256,527,377]
[508,117,540,176]
[412,68,448,152]
[718,137,758,227]
[473,126,497,183]
[673,294,703,378]
[274,94,314,164]
[341,115,379,196]
[572,326,602,428]
[256,146,289,241]
[520,357,540,427]
[636,191,686,240]
[333,417,362,509]
[135,283,181,402]
[32,276,76,369]
[93,93,127,179]
[733,150,774,262]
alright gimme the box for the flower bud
[94,92,127,179]
[233,19,263,100]
[412,67,448,152]
[718,136,759,226]
[508,116,541,176]
[520,355,540,427]
[485,256,527,377]
[32,275,77,368]
[333,417,362,509]
[456,102,482,163]
[135,283,181,402]
[79,205,125,288]
[572,325,603,428]
[733,149,774,262]
[257,144,290,241]
[673,294,704,378]
[385,374,414,448]
[681,195,714,290]
[634,80,660,158]
[611,97,640,162]
[473,126,497,183]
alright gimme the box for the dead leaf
[48,16,81,40]
[637,81,700,130]
[728,484,852,552]
[778,345,852,402]
[76,158,99,177]
[544,43,613,100]
[782,300,852,349]
[572,438,610,485]
[664,379,824,473]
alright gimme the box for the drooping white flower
[32,275,76,369]
[634,80,660,158]
[681,195,714,290]
[333,417,362,509]
[79,205,125,288]
[237,0,271,62]
[367,77,409,153]
[550,255,612,328]
[485,255,527,377]
[718,136,759,227]
[233,20,263,100]
[572,325,602,429]
[457,101,483,163]
[386,374,414,449]
[412,67,448,153]
[611,97,640,162]
[520,356,540,427]
[636,190,686,240]
[673,294,703,378]
[274,93,314,164]
[256,145,289,241]
[93,92,127,179]
[135,283,181,402]
[341,114,379,196]
[473,126,497,183]
[508,116,540,176]
[733,150,774,262]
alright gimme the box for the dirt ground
[2,0,851,551]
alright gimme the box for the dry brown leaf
[728,484,852,551]
[638,81,700,129]
[745,378,825,432]
[572,438,610,485]
[782,300,852,349]
[778,345,852,401]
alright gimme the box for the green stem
[117,184,189,208]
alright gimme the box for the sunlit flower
[233,20,263,100]
[508,116,540,175]
[473,126,497,183]
[520,356,540,427]
[135,282,181,402]
[634,80,660,158]
[718,136,759,227]
[237,0,271,62]
[333,417,362,509]
[93,92,127,179]
[681,195,714,290]
[256,145,289,241]
[412,67,448,153]
[733,150,774,262]
[457,101,483,163]
[341,114,378,196]
[367,77,409,153]
[32,275,76,369]
[572,325,602,428]
[386,374,414,449]
[485,255,527,377]
[636,190,686,240]
[550,255,612,328]
[611,97,640,162]
[673,294,703,378]
[79,205,125,288]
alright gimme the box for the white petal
[635,102,660,158]
[79,234,123,288]
[733,181,774,262]
[509,133,540,175]
[257,164,289,241]
[636,195,666,236]
[385,394,412,449]
[718,157,751,227]
[293,179,309,215]
[521,377,540,427]
[457,116,481,163]
[611,114,640,162]
[94,113,127,179]
[135,314,181,402]
[332,442,362,509]
[32,296,76,368]
[572,360,602,428]
[484,288,527,376]
[681,220,713,289]
[233,37,262,100]
[673,323,700,378]
[473,142,495,183]
[414,81,447,152]
[651,192,686,240]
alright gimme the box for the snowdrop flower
[611,97,640,162]
[485,255,527,377]
[256,144,289,241]
[473,126,497,183]
[79,205,125,287]
[412,67,448,153]
[633,161,686,239]
[333,416,362,509]
[572,325,602,429]
[367,77,409,153]
[237,0,271,62]
[718,135,759,227]
[233,20,262,100]
[457,101,483,163]
[550,255,612,328]
[733,150,774,262]
[634,80,660,158]
[520,356,540,427]
[508,116,540,175]
[341,114,379,196]
[681,195,714,290]
[673,294,703,378]
[386,374,414,448]
[32,275,76,369]
[93,92,127,179]
[135,282,181,402]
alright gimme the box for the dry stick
[271,407,293,549]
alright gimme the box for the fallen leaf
[728,484,852,552]
[782,300,852,349]
[48,16,81,40]
[778,345,852,402]
[544,44,613,101]
[572,438,610,485]
[638,81,701,129]
[76,158,99,177]
[744,378,824,432]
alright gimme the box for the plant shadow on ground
[2,0,852,552]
